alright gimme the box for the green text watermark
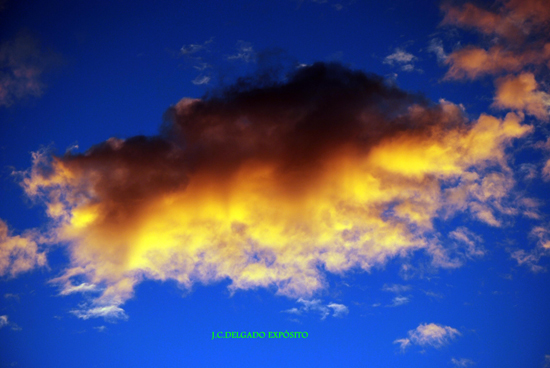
[212,331,308,340]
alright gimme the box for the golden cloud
[493,73,550,121]
[20,63,532,318]
[442,0,550,80]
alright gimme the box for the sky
[1,0,550,367]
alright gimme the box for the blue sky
[1,0,550,367]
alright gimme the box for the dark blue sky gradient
[1,0,549,367]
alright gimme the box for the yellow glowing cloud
[18,63,534,318]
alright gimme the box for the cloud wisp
[384,48,419,72]
[0,33,59,107]
[284,298,348,320]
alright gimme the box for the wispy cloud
[509,248,545,272]
[394,323,460,351]
[284,298,348,320]
[423,290,444,299]
[58,282,100,296]
[449,227,485,259]
[327,302,349,318]
[227,41,255,63]
[382,284,411,294]
[388,296,410,307]
[451,357,475,367]
[71,305,128,322]
[383,48,419,72]
[505,225,550,272]
[180,37,213,57]
[0,33,59,107]
[0,219,46,277]
[428,38,447,63]
[0,315,21,331]
[191,75,211,85]
[178,38,214,86]
[4,293,20,302]
[0,315,8,328]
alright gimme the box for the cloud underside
[21,62,532,319]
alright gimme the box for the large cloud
[21,63,531,319]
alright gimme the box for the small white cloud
[388,296,410,307]
[510,249,545,272]
[4,293,20,301]
[71,305,128,321]
[382,284,411,294]
[284,298,349,320]
[180,37,213,56]
[327,303,349,317]
[428,38,448,63]
[59,282,100,295]
[384,49,415,64]
[0,315,21,331]
[192,75,211,85]
[451,357,475,367]
[283,307,301,315]
[227,41,255,63]
[423,290,444,299]
[0,315,8,328]
[93,325,107,332]
[394,338,411,350]
[449,227,485,258]
[383,48,419,72]
[394,323,460,351]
